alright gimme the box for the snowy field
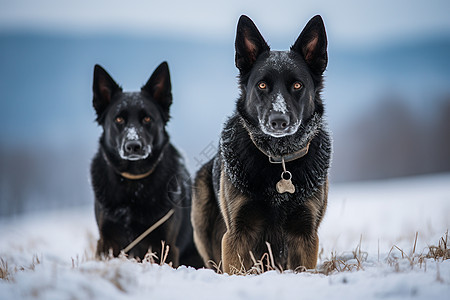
[0,173,449,299]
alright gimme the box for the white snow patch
[0,173,449,299]
[266,51,294,70]
[126,127,139,141]
[272,92,287,114]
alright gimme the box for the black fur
[91,63,202,267]
[192,15,331,272]
[217,114,331,204]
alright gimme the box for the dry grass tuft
[387,232,427,271]
[320,236,368,275]
[207,242,283,275]
[99,240,173,267]
[387,231,449,273]
[88,230,449,278]
[208,240,372,276]
[142,250,159,264]
[4,230,449,284]
[0,258,10,280]
[210,242,321,275]
[140,241,172,267]
[426,230,449,261]
[0,254,41,281]
[245,242,284,275]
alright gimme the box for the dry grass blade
[122,209,175,254]
[265,242,276,271]
[30,255,40,271]
[209,260,223,274]
[413,232,418,255]
[352,235,368,271]
[159,241,171,266]
[0,258,10,280]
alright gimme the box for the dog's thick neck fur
[241,113,323,158]
[219,111,331,205]
[99,135,170,181]
[101,140,169,180]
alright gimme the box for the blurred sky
[1,0,450,47]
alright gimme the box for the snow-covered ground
[1,173,449,299]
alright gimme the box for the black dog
[91,62,202,267]
[192,15,331,273]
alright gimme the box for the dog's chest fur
[92,151,172,225]
[215,113,331,207]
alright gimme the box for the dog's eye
[115,117,125,124]
[143,116,151,124]
[293,82,302,90]
[258,82,267,90]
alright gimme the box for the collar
[102,142,169,180]
[243,122,312,164]
[120,169,155,180]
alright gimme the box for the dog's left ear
[142,61,172,121]
[291,15,328,74]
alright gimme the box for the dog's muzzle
[260,112,301,138]
[120,140,151,161]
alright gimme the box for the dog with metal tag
[192,15,332,273]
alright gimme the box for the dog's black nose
[124,140,143,154]
[269,113,290,130]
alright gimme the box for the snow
[266,51,295,71]
[272,92,287,114]
[126,127,139,141]
[1,173,449,299]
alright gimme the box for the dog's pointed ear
[291,15,328,74]
[93,64,121,121]
[235,15,270,74]
[142,61,172,121]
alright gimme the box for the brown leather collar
[267,141,311,163]
[120,169,155,180]
[244,124,311,164]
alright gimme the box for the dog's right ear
[93,64,121,121]
[235,15,270,74]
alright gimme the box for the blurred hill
[0,32,449,216]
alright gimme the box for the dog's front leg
[286,232,319,270]
[219,168,261,274]
[221,229,255,274]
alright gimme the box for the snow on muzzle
[119,127,152,161]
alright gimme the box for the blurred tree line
[332,95,450,182]
[1,96,449,216]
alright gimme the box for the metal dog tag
[276,171,295,194]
